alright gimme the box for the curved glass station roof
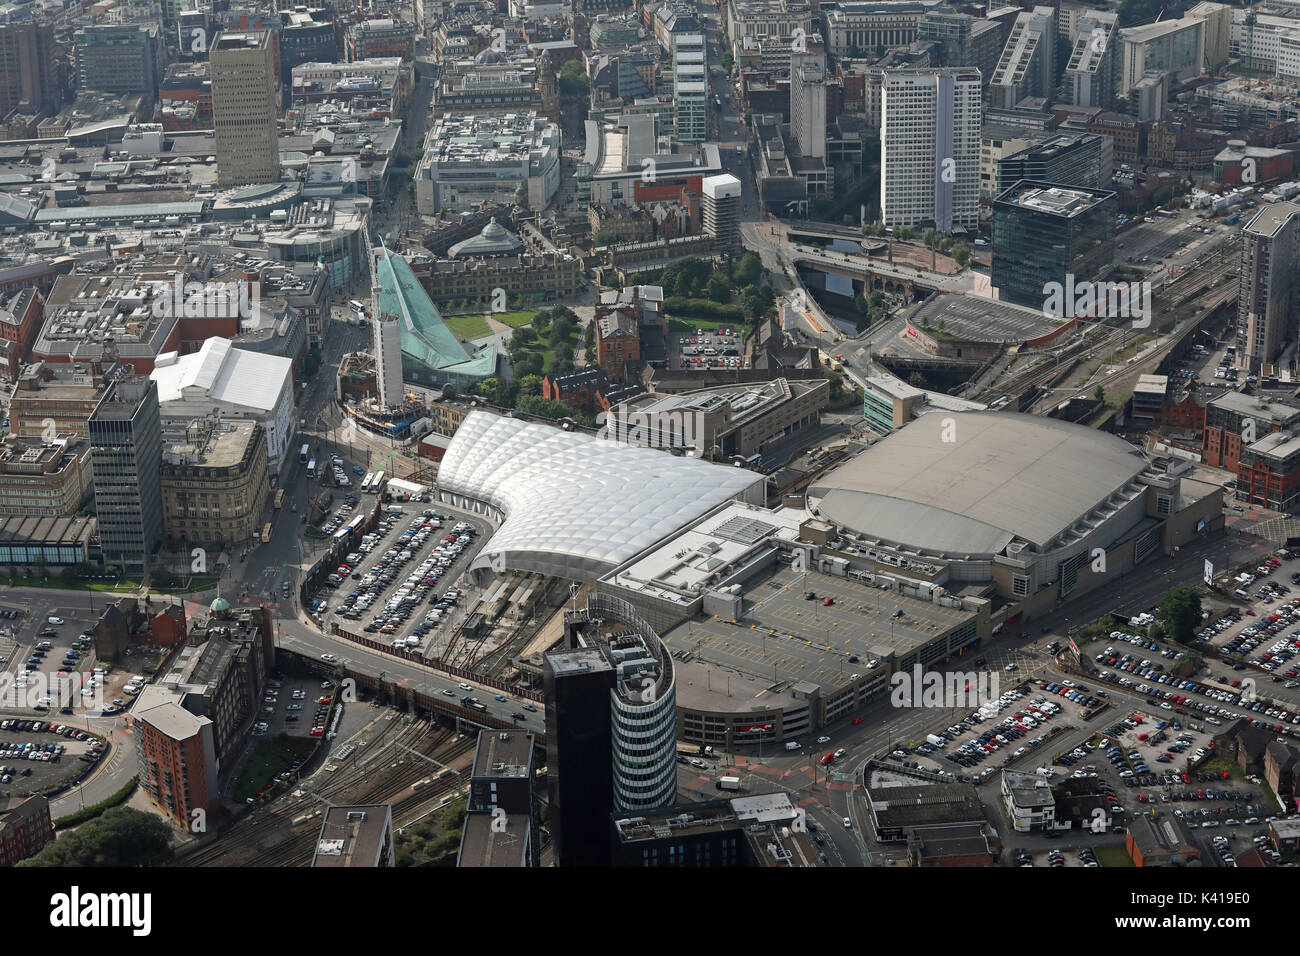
[438,411,766,580]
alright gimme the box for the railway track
[975,254,1238,409]
[242,734,475,868]
[175,716,469,867]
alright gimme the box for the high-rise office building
[991,181,1117,310]
[789,51,827,161]
[918,11,974,67]
[996,132,1105,195]
[210,30,280,187]
[1064,10,1118,109]
[74,24,161,100]
[458,730,539,868]
[881,68,981,232]
[1239,202,1300,374]
[0,21,60,115]
[544,594,677,867]
[89,372,164,572]
[672,33,707,143]
[989,6,1056,109]
[702,173,742,252]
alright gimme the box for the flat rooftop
[1245,201,1300,239]
[605,501,806,605]
[662,563,977,707]
[458,812,530,867]
[995,182,1115,217]
[312,805,391,868]
[471,730,534,779]
[908,292,1063,344]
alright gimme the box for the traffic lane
[282,611,545,735]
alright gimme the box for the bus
[299,443,310,464]
[370,470,384,494]
[261,522,273,544]
[360,472,375,493]
[273,489,285,510]
[307,458,318,479]
[348,299,365,313]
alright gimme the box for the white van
[784,741,801,751]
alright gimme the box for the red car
[822,597,834,606]
[310,728,324,737]
[851,717,864,725]
[820,753,834,766]
[318,696,332,704]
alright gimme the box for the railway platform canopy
[436,410,766,580]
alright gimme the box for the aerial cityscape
[0,0,1293,902]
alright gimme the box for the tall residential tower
[881,68,981,232]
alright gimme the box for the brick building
[1264,738,1300,796]
[542,366,610,417]
[1214,717,1275,774]
[1126,815,1202,866]
[93,596,188,660]
[133,701,219,828]
[0,795,54,865]
[0,289,42,379]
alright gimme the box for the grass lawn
[536,325,581,373]
[1096,845,1134,867]
[443,313,490,340]
[667,317,739,333]
[8,575,145,593]
[232,736,318,803]
[493,310,539,328]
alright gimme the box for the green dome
[210,596,230,613]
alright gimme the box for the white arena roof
[437,411,767,580]
[808,412,1150,555]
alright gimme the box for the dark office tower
[0,21,60,115]
[991,180,1116,309]
[918,12,974,67]
[89,373,163,572]
[73,24,160,101]
[544,593,678,867]
[545,643,616,867]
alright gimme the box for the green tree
[740,285,764,323]
[20,807,172,867]
[513,353,544,378]
[478,377,506,406]
[705,274,732,304]
[907,372,927,389]
[558,60,589,99]
[731,252,763,287]
[517,374,544,397]
[438,796,467,833]
[1157,587,1203,643]
[896,226,914,242]
[923,228,937,249]
[951,242,971,268]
